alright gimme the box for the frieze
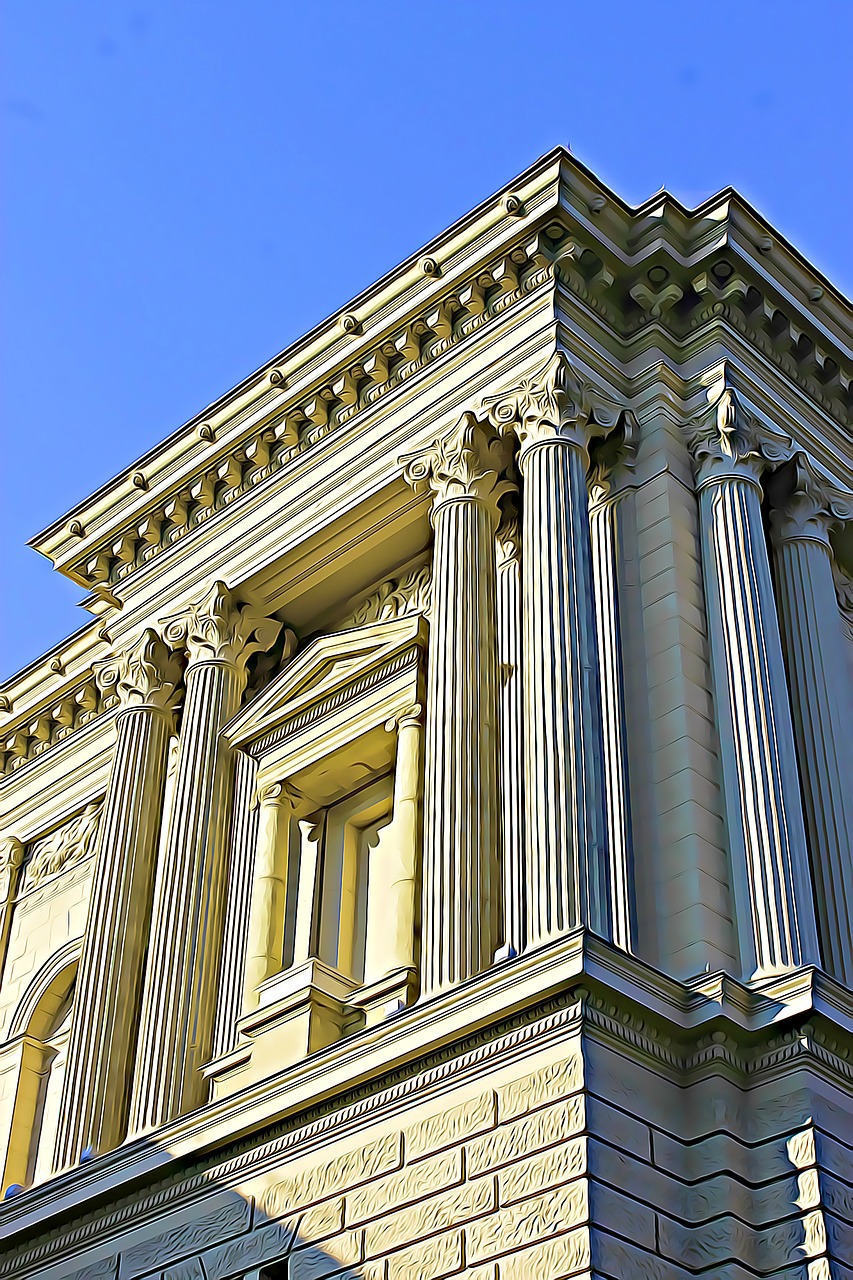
[336,563,432,631]
[21,799,103,890]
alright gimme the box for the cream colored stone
[0,149,850,1279]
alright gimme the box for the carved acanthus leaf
[484,349,623,453]
[24,800,103,889]
[337,563,433,630]
[161,581,282,673]
[401,412,511,521]
[769,453,853,544]
[687,375,792,485]
[94,628,183,715]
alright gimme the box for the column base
[348,966,418,1027]
[204,959,361,1101]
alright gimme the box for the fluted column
[495,512,525,955]
[130,582,280,1131]
[769,455,853,983]
[588,460,635,952]
[402,413,506,996]
[689,383,819,977]
[242,781,301,1013]
[212,750,259,1057]
[54,631,182,1168]
[487,351,611,946]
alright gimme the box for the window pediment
[223,614,426,757]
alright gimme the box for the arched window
[2,952,76,1192]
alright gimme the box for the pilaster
[495,510,525,957]
[769,454,853,984]
[402,413,507,996]
[129,582,281,1131]
[688,381,819,978]
[588,434,636,954]
[487,350,612,946]
[53,630,182,1169]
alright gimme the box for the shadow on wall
[0,1135,378,1280]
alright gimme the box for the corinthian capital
[401,412,510,524]
[768,454,853,546]
[484,350,622,455]
[687,376,792,487]
[161,581,282,672]
[94,629,183,716]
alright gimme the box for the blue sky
[2,0,851,679]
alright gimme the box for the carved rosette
[162,580,282,680]
[401,412,510,528]
[769,454,853,548]
[687,380,792,488]
[94,629,183,721]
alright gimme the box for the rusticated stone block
[586,1095,650,1160]
[296,1196,345,1244]
[289,1229,362,1280]
[363,1177,495,1257]
[347,1147,463,1225]
[385,1227,462,1280]
[497,1051,583,1123]
[405,1090,496,1162]
[467,1095,585,1178]
[160,1261,204,1280]
[499,1135,587,1206]
[592,1231,692,1280]
[262,1131,402,1220]
[589,1180,656,1250]
[498,1226,590,1279]
[467,1181,588,1265]
[119,1195,252,1278]
[202,1220,296,1280]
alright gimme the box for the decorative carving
[24,800,103,888]
[769,453,853,545]
[401,411,510,522]
[485,349,621,454]
[337,563,432,630]
[0,674,117,778]
[93,629,183,716]
[687,374,792,485]
[162,581,281,673]
[64,236,556,592]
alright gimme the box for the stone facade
[0,148,851,1277]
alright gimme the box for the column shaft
[588,490,635,952]
[423,494,500,992]
[54,632,179,1168]
[699,469,818,974]
[521,438,609,943]
[496,521,525,954]
[212,750,259,1057]
[770,463,853,982]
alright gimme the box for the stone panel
[405,1090,496,1162]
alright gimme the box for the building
[0,146,851,1278]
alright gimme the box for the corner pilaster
[688,380,819,978]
